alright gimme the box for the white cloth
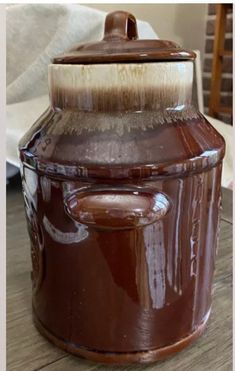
[7,4,156,104]
[6,4,232,189]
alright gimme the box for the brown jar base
[33,308,210,365]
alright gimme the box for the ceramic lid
[52,10,196,64]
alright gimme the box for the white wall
[86,4,208,62]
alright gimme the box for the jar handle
[64,186,170,230]
[103,11,138,41]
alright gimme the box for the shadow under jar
[19,11,225,365]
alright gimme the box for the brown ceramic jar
[19,11,225,364]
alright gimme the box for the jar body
[20,135,223,363]
[19,61,225,363]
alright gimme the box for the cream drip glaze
[49,62,193,112]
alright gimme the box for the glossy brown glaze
[33,309,208,364]
[19,118,224,361]
[19,10,225,365]
[19,109,224,177]
[53,11,195,64]
[64,187,170,229]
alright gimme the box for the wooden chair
[208,4,232,117]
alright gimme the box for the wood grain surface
[7,184,232,371]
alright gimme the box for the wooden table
[7,182,232,371]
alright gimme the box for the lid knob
[103,11,138,41]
